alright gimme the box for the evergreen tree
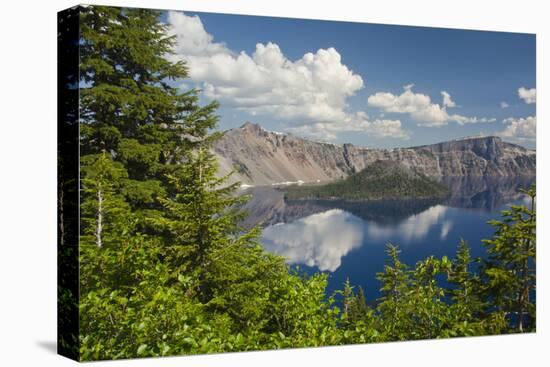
[77,6,239,358]
[408,255,451,339]
[376,244,413,340]
[79,152,137,295]
[445,239,505,336]
[79,5,219,221]
[80,153,132,248]
[339,279,371,327]
[449,240,476,311]
[480,185,536,332]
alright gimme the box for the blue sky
[163,10,536,149]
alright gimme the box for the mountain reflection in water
[240,175,535,295]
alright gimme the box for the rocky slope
[214,122,536,186]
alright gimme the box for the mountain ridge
[214,122,536,186]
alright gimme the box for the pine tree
[480,185,536,332]
[450,240,474,306]
[339,279,371,328]
[376,244,413,340]
[150,146,256,302]
[77,7,238,358]
[79,6,219,221]
[409,255,452,339]
[80,153,132,248]
[445,239,499,336]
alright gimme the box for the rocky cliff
[214,122,536,186]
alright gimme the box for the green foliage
[480,185,536,332]
[75,5,536,361]
[375,244,413,340]
[336,280,380,344]
[285,160,449,200]
[443,239,504,337]
[80,153,133,250]
[80,233,242,360]
[78,6,343,360]
[79,5,219,223]
[263,271,342,348]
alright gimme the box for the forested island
[284,160,449,201]
[62,6,537,361]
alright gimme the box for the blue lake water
[242,176,535,299]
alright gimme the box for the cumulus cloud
[367,85,495,127]
[499,116,536,143]
[518,87,536,104]
[167,11,409,141]
[262,209,364,272]
[500,101,509,109]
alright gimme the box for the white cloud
[499,116,536,142]
[518,87,536,104]
[441,91,456,108]
[262,209,364,272]
[500,101,509,109]
[167,12,409,141]
[451,116,497,125]
[285,112,409,141]
[368,85,494,127]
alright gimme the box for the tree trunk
[96,188,103,248]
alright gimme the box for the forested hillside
[73,6,536,361]
[284,160,449,200]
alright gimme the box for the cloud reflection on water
[440,220,453,240]
[367,205,450,242]
[262,209,364,272]
[261,205,455,272]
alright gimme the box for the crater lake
[240,175,535,298]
